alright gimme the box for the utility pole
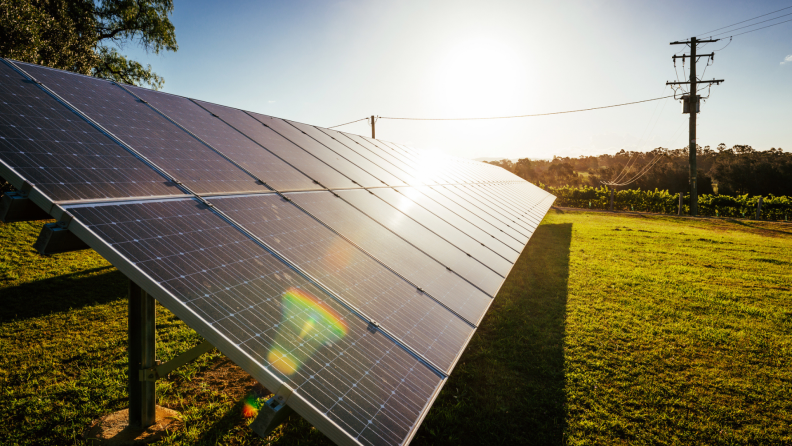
[370,115,376,139]
[667,37,723,216]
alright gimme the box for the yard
[1,209,790,445]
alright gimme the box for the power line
[729,17,792,36]
[709,11,792,38]
[696,4,792,37]
[378,95,679,122]
[327,117,368,129]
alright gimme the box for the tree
[0,0,177,89]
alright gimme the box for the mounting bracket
[34,212,89,255]
[250,383,295,438]
[0,182,50,222]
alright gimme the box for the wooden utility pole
[667,37,724,217]
[370,115,376,139]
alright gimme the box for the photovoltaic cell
[289,190,492,324]
[302,125,408,187]
[331,132,424,185]
[370,187,513,277]
[336,189,503,296]
[194,100,357,190]
[450,184,537,233]
[436,185,530,241]
[393,186,520,263]
[208,193,473,372]
[18,63,266,195]
[0,61,178,201]
[67,199,444,446]
[353,136,440,186]
[127,86,317,191]
[247,114,383,188]
[419,186,525,252]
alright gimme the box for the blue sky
[122,0,792,160]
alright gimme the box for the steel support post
[129,281,156,428]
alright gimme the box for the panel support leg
[129,281,156,428]
[250,384,295,438]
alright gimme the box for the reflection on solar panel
[0,59,555,446]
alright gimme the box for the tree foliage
[486,144,791,197]
[0,0,177,89]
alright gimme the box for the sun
[428,37,531,116]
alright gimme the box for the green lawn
[1,210,791,445]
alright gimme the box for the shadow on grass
[0,266,125,321]
[412,223,572,446]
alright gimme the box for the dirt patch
[179,357,269,406]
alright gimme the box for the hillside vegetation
[1,211,791,445]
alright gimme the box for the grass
[1,210,791,445]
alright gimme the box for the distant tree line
[486,144,792,196]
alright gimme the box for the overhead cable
[696,5,792,36]
[728,17,792,36]
[377,95,680,122]
[709,11,792,37]
[327,117,368,129]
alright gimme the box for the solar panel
[17,63,267,195]
[335,188,503,296]
[126,86,318,192]
[369,187,513,277]
[0,60,556,446]
[392,186,520,262]
[288,190,493,325]
[193,100,358,190]
[0,61,179,201]
[301,125,408,187]
[331,132,425,186]
[206,193,474,372]
[65,198,445,445]
[246,114,385,188]
[419,186,526,251]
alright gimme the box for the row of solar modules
[0,59,555,446]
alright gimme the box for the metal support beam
[33,212,89,255]
[140,340,214,381]
[250,383,295,438]
[129,281,156,428]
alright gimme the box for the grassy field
[1,209,791,445]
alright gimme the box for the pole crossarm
[673,53,714,60]
[666,79,724,85]
[670,39,720,45]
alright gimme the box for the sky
[122,0,792,160]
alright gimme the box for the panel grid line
[257,192,478,328]
[200,198,450,378]
[329,190,498,299]
[112,82,280,191]
[0,58,190,194]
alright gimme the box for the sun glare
[429,38,530,116]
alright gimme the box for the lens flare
[267,287,348,376]
[242,394,259,418]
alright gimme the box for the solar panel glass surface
[127,87,317,191]
[207,193,473,372]
[68,198,444,446]
[450,184,538,232]
[330,132,423,185]
[435,185,531,241]
[194,101,357,190]
[336,189,503,297]
[247,115,383,188]
[419,186,525,251]
[289,190,492,324]
[392,186,519,262]
[370,187,513,277]
[302,125,408,187]
[19,63,265,195]
[0,62,178,201]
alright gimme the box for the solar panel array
[0,59,555,446]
